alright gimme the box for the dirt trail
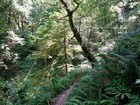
[51,85,75,105]
[51,74,85,105]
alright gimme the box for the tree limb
[60,0,97,67]
[28,16,48,29]
[23,61,36,80]
[71,0,82,13]
[60,0,71,12]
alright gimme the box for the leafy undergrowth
[66,73,140,105]
[0,69,86,105]
[66,34,140,105]
[1,33,140,105]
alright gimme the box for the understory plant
[0,68,83,105]
[66,33,140,105]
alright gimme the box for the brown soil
[51,85,74,105]
[51,74,85,105]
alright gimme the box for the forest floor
[51,84,75,105]
[51,74,85,105]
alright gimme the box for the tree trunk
[68,13,97,67]
[60,0,97,67]
[64,35,68,74]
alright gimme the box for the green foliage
[0,0,140,105]
[0,69,82,105]
[53,77,71,94]
[0,0,11,53]
[113,34,140,82]
[67,33,140,105]
[66,70,102,105]
[126,95,140,105]
[26,70,82,105]
[0,77,4,104]
[51,70,81,95]
[0,0,11,32]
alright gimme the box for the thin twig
[23,61,36,80]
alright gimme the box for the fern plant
[66,70,103,105]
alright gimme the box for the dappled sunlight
[12,0,32,18]
[0,0,140,104]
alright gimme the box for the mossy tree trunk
[60,0,97,67]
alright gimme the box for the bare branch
[57,14,68,21]
[71,5,79,13]
[66,36,74,45]
[73,0,80,4]
[23,61,36,81]
[34,16,48,26]
[27,16,48,30]
[71,0,83,12]
[68,36,74,42]
[60,0,71,12]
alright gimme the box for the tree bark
[64,35,68,74]
[23,61,36,80]
[60,0,97,67]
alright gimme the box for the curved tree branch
[60,0,97,67]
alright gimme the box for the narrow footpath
[51,85,74,105]
[51,74,85,105]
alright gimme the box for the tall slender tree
[60,0,97,67]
